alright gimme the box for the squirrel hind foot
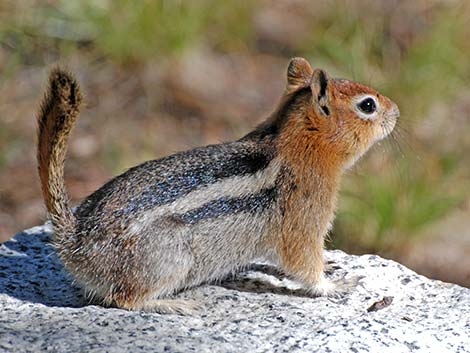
[116,298,201,315]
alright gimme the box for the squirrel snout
[387,102,400,120]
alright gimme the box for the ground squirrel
[36,58,399,314]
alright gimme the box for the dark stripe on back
[173,187,278,225]
[76,141,275,227]
[119,147,272,215]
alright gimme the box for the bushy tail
[37,68,82,242]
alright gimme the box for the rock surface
[1,225,469,353]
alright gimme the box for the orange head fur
[276,57,400,174]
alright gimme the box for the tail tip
[48,67,82,107]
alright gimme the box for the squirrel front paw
[307,274,361,298]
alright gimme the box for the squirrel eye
[357,97,376,114]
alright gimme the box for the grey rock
[1,225,469,353]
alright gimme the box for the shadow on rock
[0,227,84,307]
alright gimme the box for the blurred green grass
[0,0,469,260]
[0,0,257,67]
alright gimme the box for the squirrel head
[278,57,400,170]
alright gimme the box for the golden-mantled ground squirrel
[37,58,399,314]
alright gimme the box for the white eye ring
[354,95,379,120]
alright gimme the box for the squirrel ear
[286,57,314,93]
[311,69,331,116]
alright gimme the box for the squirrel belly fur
[37,58,399,314]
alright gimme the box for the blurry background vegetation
[0,0,469,286]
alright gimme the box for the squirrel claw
[324,261,342,274]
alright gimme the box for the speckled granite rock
[1,225,469,353]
